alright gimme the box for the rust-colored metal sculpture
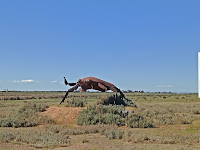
[59,77,127,105]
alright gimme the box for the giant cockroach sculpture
[59,76,128,105]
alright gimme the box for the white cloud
[51,81,64,85]
[13,79,34,83]
[156,85,174,88]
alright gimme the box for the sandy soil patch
[42,106,84,125]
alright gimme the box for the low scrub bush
[104,129,124,140]
[178,113,195,124]
[82,139,89,143]
[0,129,70,148]
[48,125,66,134]
[157,114,175,125]
[128,114,155,128]
[59,125,103,135]
[77,104,154,128]
[0,102,5,107]
[0,132,16,142]
[65,98,85,107]
[77,105,125,126]
[98,95,136,107]
[0,125,125,147]
[193,109,200,114]
[141,104,198,125]
[19,102,49,112]
[60,124,124,140]
[0,102,53,127]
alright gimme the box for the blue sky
[0,0,199,92]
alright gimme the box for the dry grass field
[1,92,200,150]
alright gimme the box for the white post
[198,52,200,98]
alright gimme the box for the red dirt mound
[42,106,84,125]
